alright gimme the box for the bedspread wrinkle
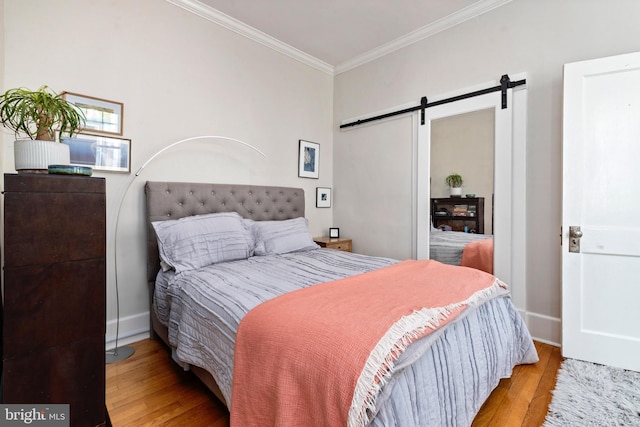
[230,259,508,427]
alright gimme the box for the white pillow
[152,212,252,273]
[252,217,319,256]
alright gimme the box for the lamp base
[105,346,135,364]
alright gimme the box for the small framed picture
[298,139,319,179]
[316,187,331,208]
[62,92,124,136]
[62,133,131,173]
[329,227,340,238]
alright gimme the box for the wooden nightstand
[314,237,352,252]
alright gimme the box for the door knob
[569,226,582,253]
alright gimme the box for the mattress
[154,248,537,426]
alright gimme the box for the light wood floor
[106,339,562,426]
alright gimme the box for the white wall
[2,0,333,347]
[0,0,4,278]
[6,0,640,347]
[0,0,4,162]
[333,0,640,344]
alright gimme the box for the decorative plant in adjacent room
[0,85,85,172]
[445,173,464,196]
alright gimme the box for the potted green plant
[0,85,85,173]
[445,173,464,197]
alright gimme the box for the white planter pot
[14,140,71,173]
[450,186,463,197]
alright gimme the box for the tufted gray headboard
[144,181,305,282]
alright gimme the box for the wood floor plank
[521,345,562,427]
[487,343,553,425]
[107,339,562,426]
[472,341,561,427]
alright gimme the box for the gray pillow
[253,217,319,256]
[152,212,252,273]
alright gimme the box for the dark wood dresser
[431,197,485,234]
[2,173,108,426]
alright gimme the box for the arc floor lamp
[106,135,266,363]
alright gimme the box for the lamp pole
[106,135,265,363]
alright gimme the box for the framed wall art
[62,92,124,136]
[316,187,331,208]
[62,133,131,173]
[298,139,319,178]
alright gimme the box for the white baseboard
[105,311,150,351]
[519,310,562,347]
[105,309,562,351]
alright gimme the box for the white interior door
[562,51,640,372]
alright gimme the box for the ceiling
[170,0,511,74]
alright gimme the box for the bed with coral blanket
[430,229,494,273]
[145,181,538,426]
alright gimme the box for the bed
[430,228,494,273]
[145,181,538,426]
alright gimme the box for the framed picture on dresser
[62,92,124,136]
[62,133,131,173]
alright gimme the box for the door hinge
[560,226,562,246]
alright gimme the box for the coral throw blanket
[231,259,507,427]
[461,237,494,274]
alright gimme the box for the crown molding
[334,0,512,75]
[167,0,511,77]
[165,0,334,75]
